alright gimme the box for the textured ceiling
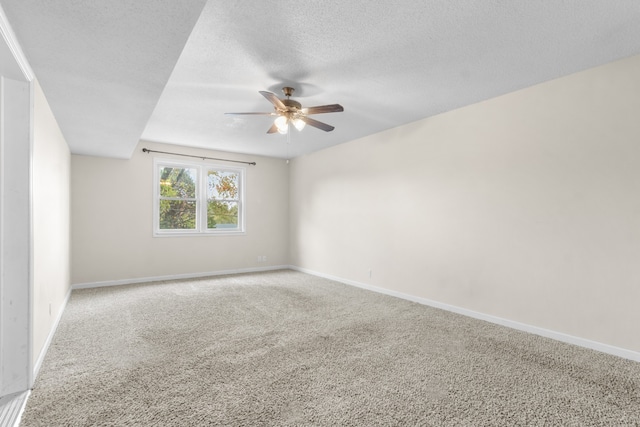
[1,0,207,158]
[3,1,640,159]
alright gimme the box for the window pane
[207,201,238,229]
[154,161,244,235]
[160,167,197,198]
[207,170,238,200]
[159,200,197,229]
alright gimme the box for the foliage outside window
[207,170,240,229]
[154,159,244,236]
[159,166,198,230]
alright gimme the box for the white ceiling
[3,1,640,159]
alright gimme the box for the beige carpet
[21,270,640,426]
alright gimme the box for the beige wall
[32,80,71,366]
[71,141,289,284]
[289,54,640,353]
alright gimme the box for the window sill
[153,230,246,237]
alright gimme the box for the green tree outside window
[207,171,239,229]
[159,167,197,229]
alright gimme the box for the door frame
[0,5,35,397]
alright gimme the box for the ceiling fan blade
[303,104,344,115]
[301,116,335,132]
[259,91,286,110]
[224,112,275,115]
[267,123,279,134]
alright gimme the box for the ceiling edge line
[0,5,34,82]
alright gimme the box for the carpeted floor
[21,270,640,426]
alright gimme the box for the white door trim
[0,4,34,398]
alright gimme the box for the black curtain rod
[142,148,256,166]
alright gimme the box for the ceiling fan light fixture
[292,117,306,131]
[275,115,289,134]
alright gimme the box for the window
[153,159,245,236]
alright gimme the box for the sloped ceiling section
[1,0,207,158]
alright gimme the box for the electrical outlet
[369,269,372,278]
[257,255,262,262]
[263,256,267,263]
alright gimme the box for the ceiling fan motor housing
[282,98,302,111]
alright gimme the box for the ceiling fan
[225,87,343,134]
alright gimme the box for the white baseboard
[33,288,72,381]
[71,265,290,290]
[290,265,640,363]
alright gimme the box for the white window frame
[153,158,246,237]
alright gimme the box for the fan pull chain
[286,122,292,162]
